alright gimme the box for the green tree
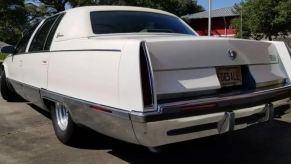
[25,2,49,23]
[97,0,204,16]
[101,0,204,16]
[30,0,69,13]
[0,0,27,45]
[231,0,291,40]
[32,0,203,16]
[0,0,48,45]
[69,0,97,8]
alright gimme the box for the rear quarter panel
[48,51,121,108]
[49,38,146,112]
[48,39,124,109]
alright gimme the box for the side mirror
[0,46,15,54]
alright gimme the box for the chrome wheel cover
[55,102,69,131]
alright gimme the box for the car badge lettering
[228,49,237,60]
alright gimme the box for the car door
[4,22,41,97]
[21,14,64,106]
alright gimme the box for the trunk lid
[145,38,279,71]
[140,37,287,99]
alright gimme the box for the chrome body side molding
[40,89,139,145]
[9,79,47,110]
[8,78,139,145]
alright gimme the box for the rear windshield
[90,11,195,35]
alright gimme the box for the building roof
[0,41,9,49]
[182,7,239,20]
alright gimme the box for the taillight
[140,42,154,109]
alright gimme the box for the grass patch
[0,53,7,60]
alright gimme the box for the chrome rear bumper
[130,85,291,147]
[131,99,291,147]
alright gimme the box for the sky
[197,0,241,10]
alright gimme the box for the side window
[44,14,65,50]
[14,22,40,54]
[29,15,58,52]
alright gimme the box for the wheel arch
[42,98,56,112]
[1,60,9,77]
[41,97,77,122]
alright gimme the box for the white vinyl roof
[53,6,180,41]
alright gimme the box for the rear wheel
[51,102,80,144]
[0,71,22,101]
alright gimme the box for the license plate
[216,66,242,87]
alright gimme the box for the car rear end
[83,7,291,147]
[130,37,291,147]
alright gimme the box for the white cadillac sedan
[1,6,291,151]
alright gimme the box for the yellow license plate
[217,66,242,87]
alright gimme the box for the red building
[182,7,239,37]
